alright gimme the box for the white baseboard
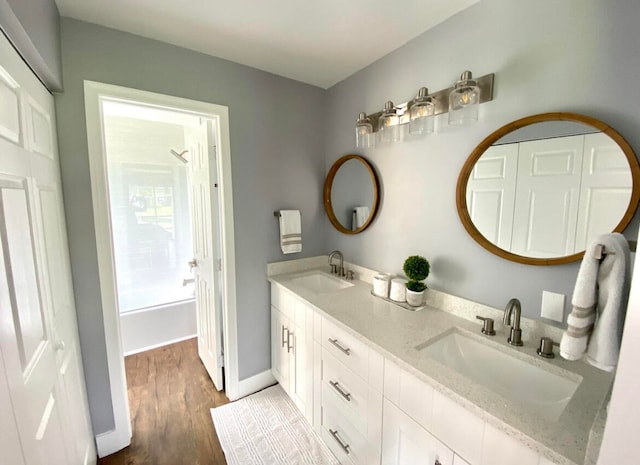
[229,369,276,401]
[123,334,197,356]
[95,427,131,458]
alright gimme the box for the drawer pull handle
[287,330,294,353]
[281,325,288,348]
[328,338,351,355]
[329,428,350,455]
[329,380,352,401]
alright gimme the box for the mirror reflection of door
[468,132,632,258]
[459,114,639,264]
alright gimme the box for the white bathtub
[120,299,197,355]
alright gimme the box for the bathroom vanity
[268,258,612,465]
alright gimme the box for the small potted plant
[403,255,430,306]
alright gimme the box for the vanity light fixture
[354,70,494,146]
[355,112,374,148]
[409,87,435,135]
[378,101,400,143]
[448,70,480,125]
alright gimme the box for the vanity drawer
[321,394,380,465]
[322,317,383,389]
[322,349,383,444]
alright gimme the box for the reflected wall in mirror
[324,154,380,234]
[456,113,640,265]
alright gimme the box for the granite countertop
[268,267,613,465]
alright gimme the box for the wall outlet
[541,291,565,322]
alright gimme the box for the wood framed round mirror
[456,112,640,265]
[324,154,380,234]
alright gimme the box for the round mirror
[324,154,380,234]
[456,112,640,265]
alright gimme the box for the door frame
[83,81,239,456]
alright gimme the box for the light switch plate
[541,291,565,322]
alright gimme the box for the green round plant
[403,255,430,292]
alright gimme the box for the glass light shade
[355,112,374,148]
[378,101,400,143]
[409,88,435,135]
[449,71,480,126]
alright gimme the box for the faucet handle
[537,337,559,358]
[475,316,496,336]
[345,270,354,280]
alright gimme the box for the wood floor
[98,338,230,465]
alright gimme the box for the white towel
[278,210,302,254]
[351,206,370,231]
[560,233,630,371]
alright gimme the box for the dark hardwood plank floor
[98,338,230,465]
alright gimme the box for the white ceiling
[54,0,478,89]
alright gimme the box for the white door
[465,143,518,251]
[186,120,224,390]
[574,132,633,252]
[0,32,95,465]
[511,135,584,257]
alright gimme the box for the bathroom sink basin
[289,271,354,294]
[417,329,581,421]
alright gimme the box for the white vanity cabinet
[270,283,313,421]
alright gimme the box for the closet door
[574,132,633,252]
[0,29,95,465]
[511,135,584,257]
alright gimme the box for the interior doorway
[84,82,239,457]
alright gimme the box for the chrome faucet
[503,298,523,346]
[328,250,345,277]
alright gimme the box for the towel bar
[594,240,637,260]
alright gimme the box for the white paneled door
[186,120,224,390]
[0,31,95,465]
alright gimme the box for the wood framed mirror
[456,112,640,265]
[324,154,380,234]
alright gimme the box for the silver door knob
[188,259,198,269]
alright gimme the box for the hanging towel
[560,233,631,371]
[351,206,370,231]
[278,210,302,254]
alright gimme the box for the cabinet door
[382,399,454,465]
[271,307,291,391]
[290,299,313,421]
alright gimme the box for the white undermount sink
[417,329,582,421]
[289,271,354,294]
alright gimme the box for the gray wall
[324,0,640,322]
[0,0,62,90]
[55,18,326,434]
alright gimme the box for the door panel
[0,66,21,145]
[0,177,70,465]
[511,136,584,257]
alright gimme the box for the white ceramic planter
[406,288,425,307]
